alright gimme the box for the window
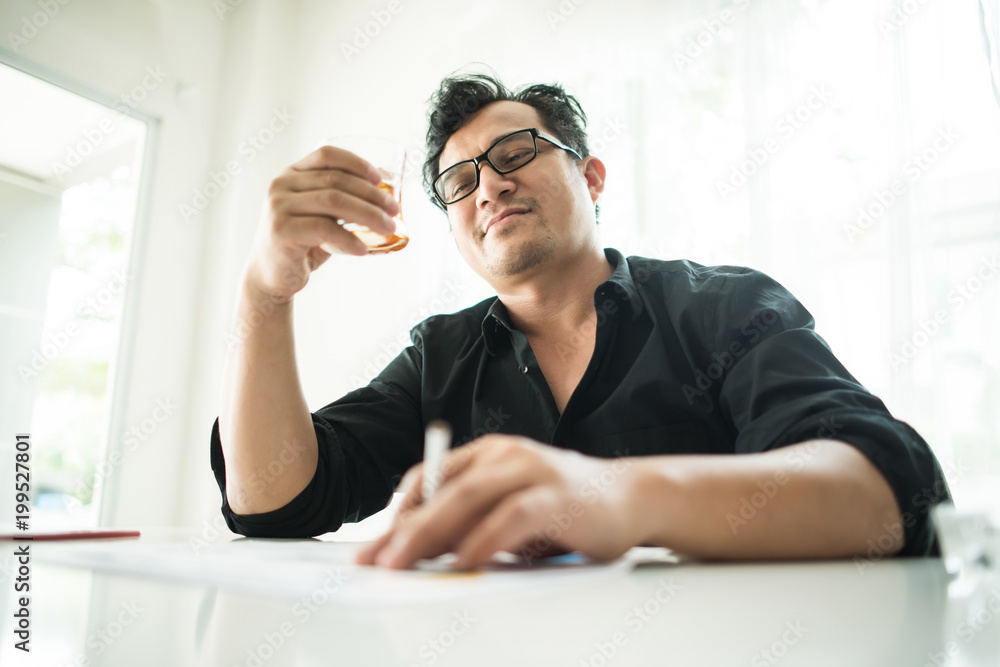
[0,57,153,529]
[567,0,999,504]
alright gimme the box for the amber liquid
[341,173,408,254]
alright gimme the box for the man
[211,72,949,570]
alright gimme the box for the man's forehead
[439,101,544,167]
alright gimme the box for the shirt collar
[481,248,643,356]
[482,299,512,356]
[597,247,644,321]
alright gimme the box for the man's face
[437,101,602,284]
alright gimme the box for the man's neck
[494,246,614,339]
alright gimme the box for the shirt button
[519,365,528,374]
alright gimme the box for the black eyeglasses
[433,128,583,206]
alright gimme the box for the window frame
[0,45,160,526]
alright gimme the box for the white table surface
[1,528,998,667]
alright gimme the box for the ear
[581,156,606,205]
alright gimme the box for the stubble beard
[480,214,559,279]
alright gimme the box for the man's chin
[483,236,558,279]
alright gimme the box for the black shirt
[209,248,948,556]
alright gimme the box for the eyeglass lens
[436,131,536,203]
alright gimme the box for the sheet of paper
[33,537,674,605]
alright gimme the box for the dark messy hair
[422,71,591,212]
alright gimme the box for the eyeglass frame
[433,127,584,206]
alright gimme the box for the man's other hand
[354,434,643,570]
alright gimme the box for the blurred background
[0,0,997,534]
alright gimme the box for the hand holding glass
[319,136,408,254]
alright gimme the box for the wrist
[240,268,293,308]
[224,273,295,350]
[625,457,682,548]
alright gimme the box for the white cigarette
[422,420,451,502]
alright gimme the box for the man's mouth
[484,207,530,235]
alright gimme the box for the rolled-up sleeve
[711,268,949,556]
[209,342,426,538]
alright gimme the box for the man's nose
[476,163,516,207]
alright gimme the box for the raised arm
[219,146,401,515]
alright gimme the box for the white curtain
[571,0,1000,501]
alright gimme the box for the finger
[316,240,368,258]
[280,189,397,237]
[277,169,400,217]
[354,529,396,565]
[279,215,369,256]
[292,145,383,183]
[375,462,535,569]
[392,444,482,526]
[397,461,424,496]
[391,466,426,524]
[452,487,561,569]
